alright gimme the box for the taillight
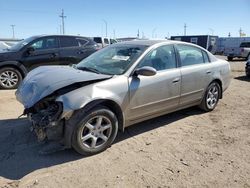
[241,48,244,52]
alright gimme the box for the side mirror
[26,46,35,54]
[134,66,157,76]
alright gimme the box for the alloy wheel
[206,84,219,109]
[0,70,19,88]
[80,115,112,149]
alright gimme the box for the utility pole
[59,9,66,34]
[113,29,116,39]
[137,29,140,38]
[184,23,187,36]
[102,19,107,37]
[239,28,242,37]
[10,25,15,38]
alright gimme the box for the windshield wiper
[77,66,101,74]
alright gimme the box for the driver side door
[126,45,181,123]
[22,37,60,71]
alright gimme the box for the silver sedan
[16,40,231,155]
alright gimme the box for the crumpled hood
[16,66,112,108]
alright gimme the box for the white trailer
[216,37,250,54]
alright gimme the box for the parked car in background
[246,60,250,77]
[0,41,10,51]
[93,37,117,49]
[225,42,250,61]
[0,35,98,89]
[16,40,231,156]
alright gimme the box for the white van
[93,37,117,49]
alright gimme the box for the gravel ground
[0,57,249,188]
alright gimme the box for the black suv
[0,35,98,89]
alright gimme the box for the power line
[59,9,66,34]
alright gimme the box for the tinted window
[240,42,250,48]
[77,38,89,46]
[30,37,58,50]
[138,45,176,71]
[93,37,102,43]
[104,38,109,44]
[60,37,78,47]
[176,45,204,66]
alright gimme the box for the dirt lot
[0,57,249,188]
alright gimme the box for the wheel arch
[0,61,27,78]
[63,98,124,148]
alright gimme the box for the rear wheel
[0,67,22,89]
[72,106,118,156]
[199,82,221,112]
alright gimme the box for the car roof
[115,39,199,47]
[30,34,91,39]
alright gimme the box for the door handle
[77,50,84,54]
[50,53,58,58]
[172,78,180,83]
[206,70,212,74]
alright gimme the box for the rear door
[175,44,212,106]
[22,36,60,71]
[58,36,83,65]
[76,38,97,60]
[127,44,181,121]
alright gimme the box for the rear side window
[176,45,205,66]
[76,38,89,46]
[240,42,250,48]
[60,37,79,48]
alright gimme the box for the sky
[0,0,250,39]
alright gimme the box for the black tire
[227,56,233,61]
[72,105,118,156]
[199,82,221,112]
[0,67,22,89]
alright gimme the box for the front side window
[176,45,204,66]
[30,38,58,50]
[77,44,148,75]
[60,37,79,48]
[138,45,176,71]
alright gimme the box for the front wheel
[199,82,221,112]
[72,106,118,156]
[0,67,22,89]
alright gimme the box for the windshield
[8,36,37,51]
[77,44,148,75]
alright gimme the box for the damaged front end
[25,97,64,142]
